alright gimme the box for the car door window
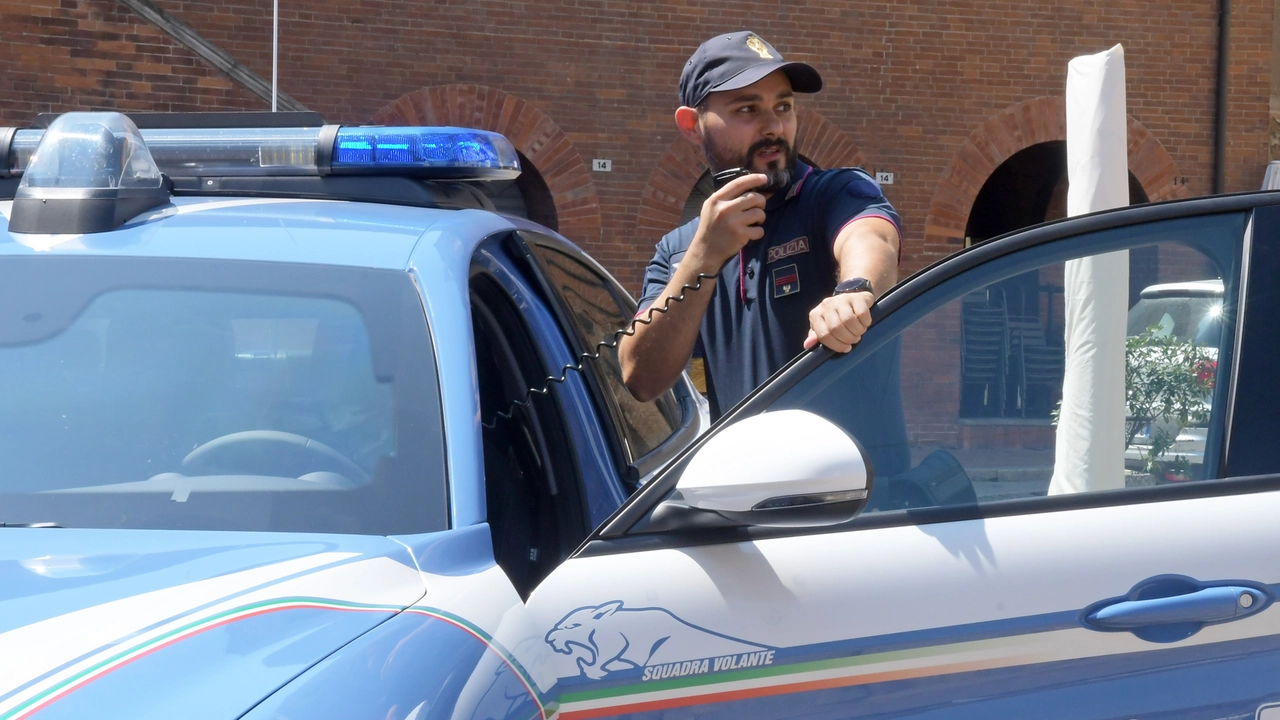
[771,211,1245,513]
[521,235,683,461]
[468,261,595,595]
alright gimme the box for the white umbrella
[1262,161,1280,190]
[1048,45,1130,495]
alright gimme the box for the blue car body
[0,194,649,720]
[15,114,1280,720]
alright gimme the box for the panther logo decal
[545,601,770,680]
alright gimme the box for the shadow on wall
[483,150,558,232]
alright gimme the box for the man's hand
[804,290,874,352]
[804,215,900,353]
[620,173,768,402]
[687,173,768,271]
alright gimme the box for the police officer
[620,31,902,423]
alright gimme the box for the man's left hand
[804,291,874,352]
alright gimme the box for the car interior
[469,271,588,597]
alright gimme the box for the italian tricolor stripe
[0,598,397,720]
[555,634,1044,719]
[405,607,552,720]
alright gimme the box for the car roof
[0,195,516,270]
[1138,279,1224,299]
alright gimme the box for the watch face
[836,278,873,295]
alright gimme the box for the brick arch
[922,96,1189,272]
[634,107,866,248]
[372,84,602,252]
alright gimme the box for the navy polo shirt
[639,162,901,418]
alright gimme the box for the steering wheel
[182,430,371,484]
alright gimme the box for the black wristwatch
[833,277,875,297]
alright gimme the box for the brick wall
[0,0,261,125]
[2,0,1271,453]
[2,0,1272,290]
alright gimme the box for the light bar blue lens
[374,135,413,163]
[332,127,519,178]
[335,137,373,164]
[6,122,521,181]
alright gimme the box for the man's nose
[758,108,784,137]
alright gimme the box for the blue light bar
[330,127,520,179]
[3,121,521,181]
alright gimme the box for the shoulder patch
[844,175,884,199]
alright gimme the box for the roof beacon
[3,121,521,182]
[327,127,520,179]
[9,112,170,234]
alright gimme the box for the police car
[2,111,1280,720]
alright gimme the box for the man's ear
[674,106,702,145]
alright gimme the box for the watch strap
[833,277,874,296]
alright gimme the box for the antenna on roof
[272,0,279,112]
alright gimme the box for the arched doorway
[922,96,1190,275]
[959,141,1153,420]
[371,84,601,252]
[964,141,1150,246]
[909,99,1192,451]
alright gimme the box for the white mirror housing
[675,409,872,527]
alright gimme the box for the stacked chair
[960,290,1010,416]
[962,287,1065,418]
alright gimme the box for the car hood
[0,529,427,720]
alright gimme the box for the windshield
[0,256,447,534]
[1126,294,1223,347]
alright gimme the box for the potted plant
[1123,327,1216,482]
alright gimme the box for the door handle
[1082,575,1273,643]
[1088,586,1265,628]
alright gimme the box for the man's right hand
[620,173,767,402]
[688,173,768,271]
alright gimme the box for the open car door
[521,197,1280,719]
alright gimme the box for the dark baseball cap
[679,31,823,109]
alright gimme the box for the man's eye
[777,103,793,113]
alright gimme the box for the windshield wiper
[0,522,62,528]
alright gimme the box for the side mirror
[671,409,873,527]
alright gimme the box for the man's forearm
[805,217,901,352]
[621,171,767,401]
[834,218,899,295]
[619,258,719,402]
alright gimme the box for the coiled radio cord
[482,272,717,429]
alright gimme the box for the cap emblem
[745,35,774,59]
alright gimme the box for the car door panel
[529,490,1280,718]
[520,197,1280,719]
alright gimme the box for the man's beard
[703,134,797,194]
